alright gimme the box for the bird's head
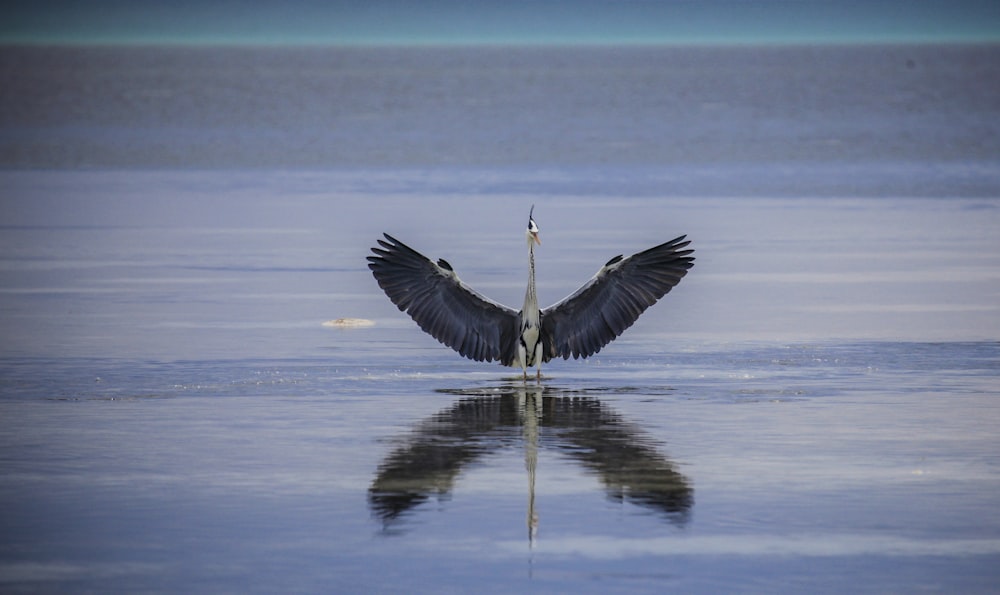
[526,205,541,247]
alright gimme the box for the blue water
[1,45,1000,593]
[2,46,999,183]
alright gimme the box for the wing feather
[540,235,694,361]
[368,234,521,365]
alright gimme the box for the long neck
[523,244,540,324]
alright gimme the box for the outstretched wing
[540,235,694,362]
[368,233,521,365]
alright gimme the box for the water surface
[1,44,1000,593]
[2,175,999,592]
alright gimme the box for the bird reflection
[368,385,693,540]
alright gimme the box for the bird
[367,206,694,380]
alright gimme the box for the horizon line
[3,35,999,49]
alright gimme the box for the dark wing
[540,235,694,362]
[367,233,521,365]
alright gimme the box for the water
[1,340,998,593]
[3,45,999,178]
[2,45,1000,593]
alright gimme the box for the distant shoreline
[3,40,1000,50]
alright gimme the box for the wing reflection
[369,386,693,537]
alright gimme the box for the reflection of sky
[3,0,999,45]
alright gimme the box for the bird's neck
[523,245,540,326]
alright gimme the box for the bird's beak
[531,231,541,245]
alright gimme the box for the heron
[367,206,694,380]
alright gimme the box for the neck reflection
[368,385,693,539]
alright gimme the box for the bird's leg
[533,343,543,382]
[518,343,529,382]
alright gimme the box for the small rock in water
[323,318,375,328]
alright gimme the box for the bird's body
[367,207,694,380]
[517,218,543,375]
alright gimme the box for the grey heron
[367,207,694,380]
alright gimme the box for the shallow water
[1,342,998,593]
[2,170,999,592]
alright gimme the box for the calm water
[2,45,1000,592]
